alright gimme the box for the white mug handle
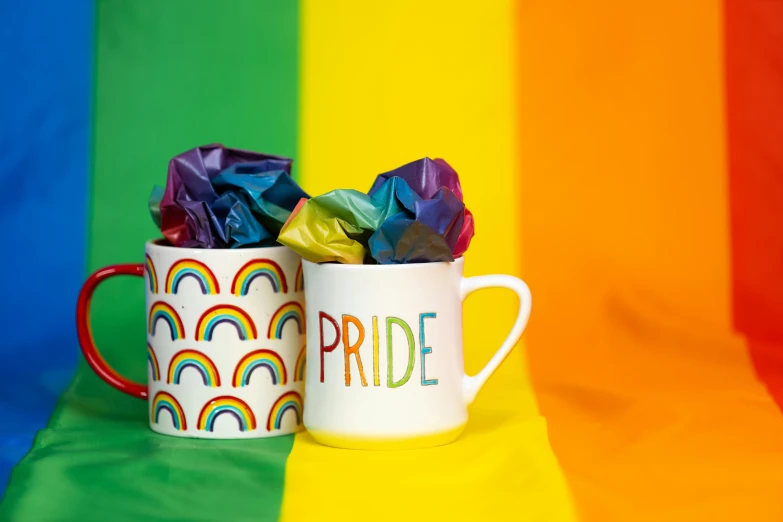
[460,274,532,405]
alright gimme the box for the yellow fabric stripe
[282,2,576,521]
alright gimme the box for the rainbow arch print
[267,301,305,340]
[167,349,221,387]
[266,390,303,431]
[145,254,159,294]
[151,391,187,430]
[233,349,287,387]
[231,259,288,296]
[148,301,185,340]
[294,261,304,292]
[197,396,257,432]
[165,258,220,295]
[195,304,258,341]
[294,345,306,382]
[147,343,160,382]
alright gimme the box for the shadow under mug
[302,256,532,450]
[76,240,306,439]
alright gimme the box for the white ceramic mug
[77,241,306,439]
[301,257,531,450]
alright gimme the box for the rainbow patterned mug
[76,240,306,439]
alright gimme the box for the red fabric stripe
[725,0,783,408]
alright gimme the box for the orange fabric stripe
[516,2,783,520]
[725,0,783,408]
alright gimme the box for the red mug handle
[76,264,147,399]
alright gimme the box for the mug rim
[302,256,464,271]
[145,238,290,254]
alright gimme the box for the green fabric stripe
[0,2,298,521]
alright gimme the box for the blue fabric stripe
[0,0,93,494]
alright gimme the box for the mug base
[150,424,303,440]
[308,424,466,450]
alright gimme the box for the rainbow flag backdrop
[1,1,782,521]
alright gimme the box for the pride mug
[76,240,306,439]
[302,257,531,450]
